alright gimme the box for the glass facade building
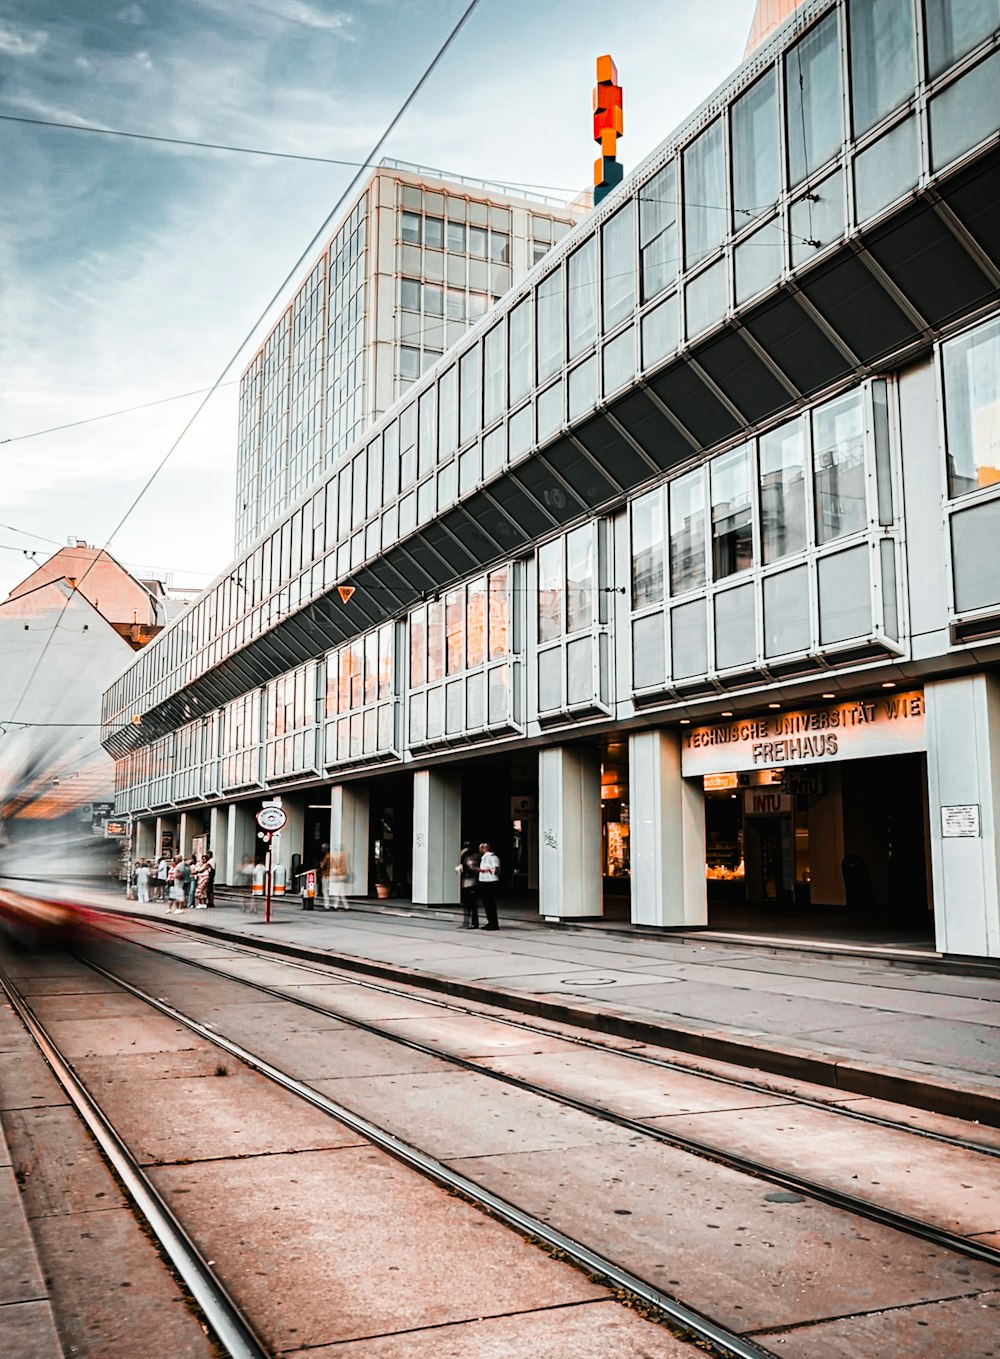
[106,0,1000,958]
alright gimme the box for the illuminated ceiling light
[821,692,836,699]
[721,711,733,717]
[768,702,780,709]
[882,681,896,688]
[679,719,690,725]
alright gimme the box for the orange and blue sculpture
[593,54,623,204]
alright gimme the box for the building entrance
[704,753,931,939]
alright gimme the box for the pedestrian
[167,858,186,912]
[135,860,150,904]
[195,854,212,907]
[185,856,198,909]
[156,855,169,902]
[205,851,216,907]
[477,841,500,930]
[328,846,349,910]
[318,844,332,910]
[455,843,481,929]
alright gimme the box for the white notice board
[940,804,981,838]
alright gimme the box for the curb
[91,902,1000,1130]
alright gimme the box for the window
[813,390,867,542]
[849,0,915,135]
[427,599,444,681]
[509,298,532,403]
[423,282,443,316]
[602,203,636,329]
[818,545,872,643]
[418,390,436,477]
[447,221,466,252]
[631,489,665,607]
[469,225,488,258]
[669,469,706,594]
[943,315,1000,498]
[785,12,843,185]
[639,161,678,301]
[683,119,726,267]
[537,270,565,382]
[445,588,464,674]
[925,0,999,77]
[641,294,679,368]
[760,417,808,562]
[439,367,458,461]
[466,577,486,668]
[425,216,444,249]
[483,323,505,426]
[401,277,420,311]
[400,346,420,379]
[566,525,594,633]
[764,566,811,656]
[401,211,421,244]
[714,584,755,669]
[711,444,754,578]
[538,539,563,641]
[568,239,598,358]
[459,347,480,446]
[731,69,779,225]
[490,232,510,264]
[410,607,426,687]
[489,568,508,658]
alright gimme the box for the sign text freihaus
[683,691,925,777]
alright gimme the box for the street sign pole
[255,804,287,926]
[264,834,273,924]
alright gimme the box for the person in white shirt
[135,861,150,903]
[477,842,500,930]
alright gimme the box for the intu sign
[682,691,925,777]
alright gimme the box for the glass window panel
[437,459,457,508]
[458,444,480,494]
[417,477,434,524]
[509,298,532,403]
[930,49,1000,171]
[603,327,635,395]
[669,468,707,594]
[764,564,811,655]
[760,417,808,563]
[631,488,665,607]
[490,232,510,264]
[685,259,728,338]
[466,577,486,668]
[537,269,565,382]
[734,218,783,305]
[568,239,599,358]
[459,346,481,445]
[714,583,756,669]
[466,671,484,728]
[537,648,562,711]
[427,599,444,682]
[790,169,845,266]
[438,367,458,460]
[671,598,707,679]
[489,569,509,659]
[426,685,443,739]
[425,215,444,249]
[482,425,504,479]
[925,0,1000,76]
[683,119,726,267]
[641,293,679,369]
[364,632,378,704]
[731,69,780,225]
[951,497,1000,611]
[401,277,420,311]
[632,612,665,689]
[854,116,919,223]
[400,403,417,486]
[418,389,436,477]
[447,219,466,252]
[568,356,598,421]
[639,161,678,301]
[943,315,1000,498]
[813,390,867,542]
[711,444,754,578]
[399,490,416,537]
[469,225,488,258]
[488,664,508,723]
[785,12,843,185]
[351,452,366,526]
[423,282,443,316]
[483,323,505,425]
[567,635,593,705]
[849,0,915,135]
[566,526,594,633]
[508,404,533,463]
[409,608,426,688]
[538,538,563,641]
[401,211,421,244]
[536,381,563,442]
[818,544,872,643]
[602,203,636,329]
[445,588,464,674]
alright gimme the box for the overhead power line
[0,381,238,446]
[3,0,485,737]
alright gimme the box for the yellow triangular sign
[337,584,356,604]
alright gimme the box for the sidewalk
[89,890,1000,1126]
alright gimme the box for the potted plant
[374,859,391,899]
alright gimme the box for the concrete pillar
[925,676,1000,957]
[331,782,370,896]
[538,745,602,919]
[225,803,256,888]
[178,810,205,858]
[154,814,178,860]
[628,730,706,927]
[134,818,155,860]
[209,807,227,878]
[412,769,461,905]
[808,765,846,907]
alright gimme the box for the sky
[0,0,756,604]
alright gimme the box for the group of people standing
[456,842,501,930]
[133,854,215,910]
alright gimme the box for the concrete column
[330,782,370,896]
[134,818,155,860]
[412,769,461,906]
[178,810,205,858]
[209,807,227,878]
[925,675,1000,957]
[628,729,706,927]
[225,803,256,888]
[807,765,846,907]
[538,745,602,919]
[154,814,178,860]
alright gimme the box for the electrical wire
[0,382,238,446]
[2,0,485,738]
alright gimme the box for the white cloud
[117,3,145,24]
[0,25,47,55]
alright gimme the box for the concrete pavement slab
[151,1146,608,1352]
[0,1299,63,1359]
[0,1166,47,1305]
[373,1010,576,1059]
[4,1105,125,1219]
[0,1050,70,1112]
[755,1289,1000,1358]
[39,1010,203,1058]
[241,1020,449,1081]
[287,1298,697,1358]
[797,1015,1000,1076]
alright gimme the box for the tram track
[76,918,1000,1276]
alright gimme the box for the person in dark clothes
[456,843,481,929]
[477,841,500,930]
